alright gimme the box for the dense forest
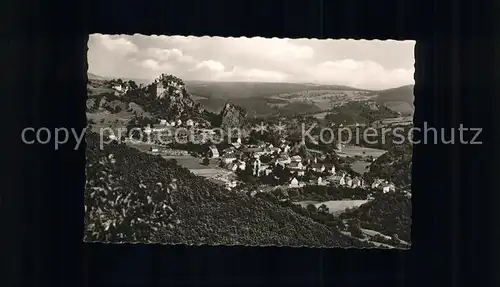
[324,102,400,125]
[365,142,413,188]
[84,132,377,247]
[339,192,412,242]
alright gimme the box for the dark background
[3,0,498,286]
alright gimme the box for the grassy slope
[84,132,375,247]
[371,84,414,115]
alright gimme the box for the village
[108,118,400,198]
[98,77,412,204]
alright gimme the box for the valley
[85,72,412,248]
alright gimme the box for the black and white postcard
[85,34,414,248]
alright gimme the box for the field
[308,111,331,119]
[370,84,414,115]
[296,200,369,215]
[350,160,371,175]
[86,112,131,133]
[337,145,387,158]
[379,116,413,125]
[269,90,373,111]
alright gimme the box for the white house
[150,147,159,153]
[112,84,129,95]
[221,153,237,164]
[328,174,346,186]
[160,119,168,125]
[275,155,291,166]
[176,119,182,126]
[381,183,396,193]
[345,176,353,187]
[208,145,219,158]
[352,177,363,188]
[236,160,246,171]
[371,178,385,189]
[339,176,346,186]
[310,163,325,173]
[289,162,305,176]
[231,137,242,149]
[152,124,170,132]
[224,174,238,189]
[289,177,299,188]
[186,119,194,127]
[281,144,291,154]
[226,162,239,172]
[290,155,302,162]
[324,164,336,175]
[144,125,152,134]
[317,176,325,186]
[288,161,303,170]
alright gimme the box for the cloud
[218,67,289,82]
[88,34,415,90]
[187,61,289,82]
[193,60,225,72]
[310,60,414,90]
[98,35,138,54]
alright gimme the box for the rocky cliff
[150,74,205,120]
[219,102,247,130]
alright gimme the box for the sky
[88,34,415,90]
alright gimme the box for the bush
[347,224,365,239]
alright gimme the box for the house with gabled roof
[288,161,305,176]
[221,153,237,164]
[289,177,300,188]
[208,145,219,158]
[324,164,336,174]
[328,173,346,186]
[381,182,396,193]
[275,155,291,167]
[371,178,385,189]
[345,176,353,187]
[310,163,325,173]
[351,177,363,188]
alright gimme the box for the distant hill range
[87,72,414,116]
[370,84,414,115]
[183,81,414,117]
[184,80,368,99]
[87,72,153,86]
[87,72,105,80]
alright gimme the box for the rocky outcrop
[149,74,205,120]
[219,102,247,130]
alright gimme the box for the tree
[306,204,317,213]
[348,224,364,239]
[202,157,210,166]
[128,80,138,90]
[298,144,308,159]
[317,204,329,214]
[273,164,291,185]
